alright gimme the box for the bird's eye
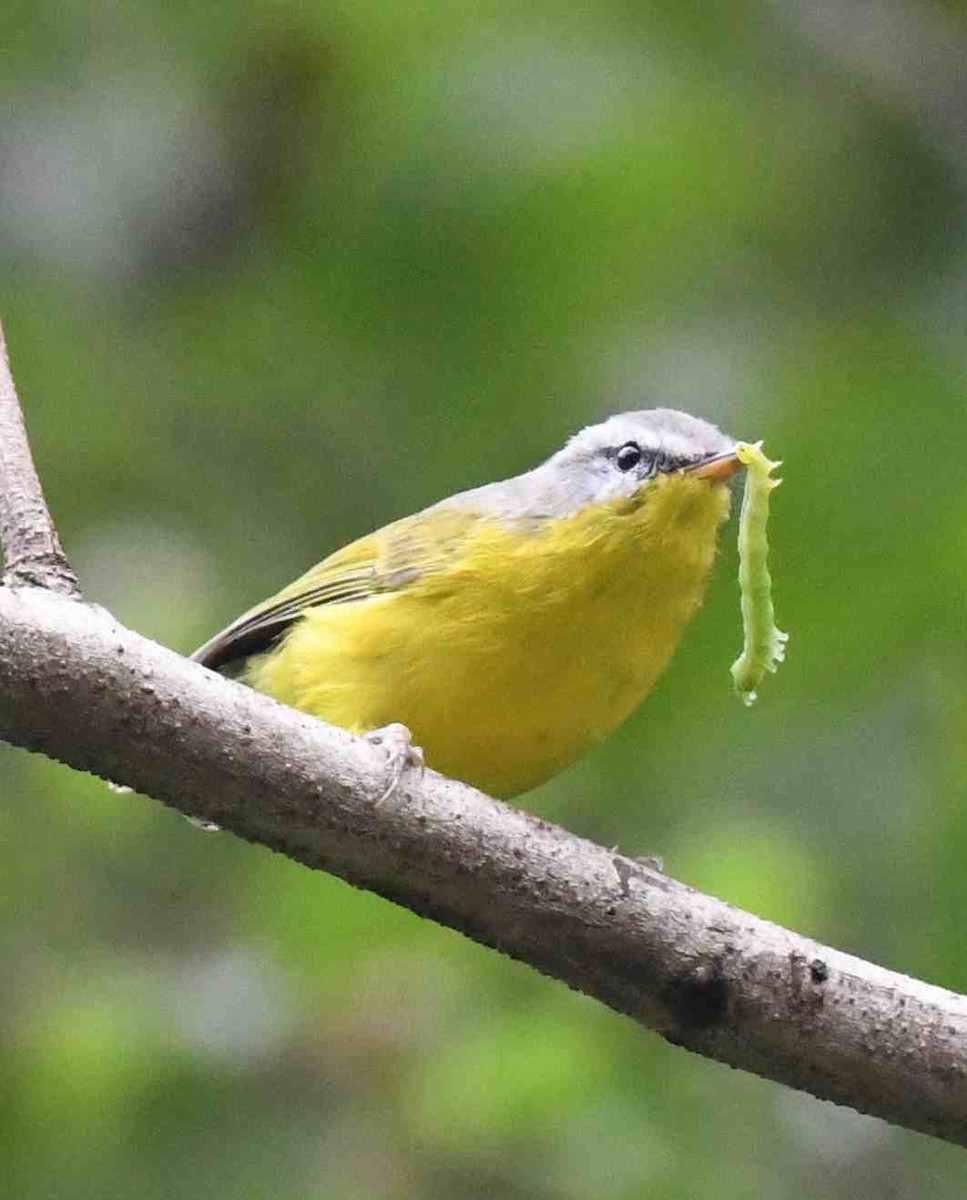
[614,442,643,472]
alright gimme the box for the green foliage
[4,0,967,1193]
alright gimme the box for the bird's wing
[191,507,482,672]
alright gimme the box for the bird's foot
[364,722,425,802]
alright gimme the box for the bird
[192,409,741,799]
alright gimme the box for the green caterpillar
[730,441,788,705]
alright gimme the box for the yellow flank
[247,470,731,798]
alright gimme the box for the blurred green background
[3,0,967,1195]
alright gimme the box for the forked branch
[0,322,80,595]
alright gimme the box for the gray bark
[0,328,80,595]
[0,584,966,1146]
[1,318,965,1149]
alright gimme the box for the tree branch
[0,321,81,596]
[0,585,966,1146]
[1,327,966,1149]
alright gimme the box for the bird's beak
[686,449,743,483]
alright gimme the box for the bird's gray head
[449,408,737,522]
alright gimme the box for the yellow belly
[248,474,730,797]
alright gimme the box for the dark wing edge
[191,506,484,675]
[190,613,295,674]
[191,569,377,674]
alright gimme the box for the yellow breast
[248,472,731,797]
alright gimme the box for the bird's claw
[364,722,425,802]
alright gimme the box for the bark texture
[1,585,966,1146]
[0,326,80,595]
